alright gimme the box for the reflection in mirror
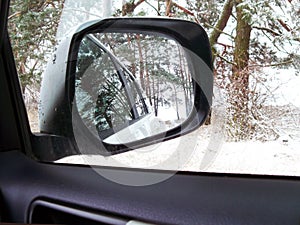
[75,32,194,144]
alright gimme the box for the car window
[76,35,147,138]
[8,0,300,177]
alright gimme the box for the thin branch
[248,60,293,68]
[104,34,117,55]
[216,53,237,66]
[205,22,234,39]
[253,25,300,42]
[144,0,161,15]
[135,0,146,8]
[171,2,200,23]
[216,42,234,48]
[172,2,193,16]
[8,11,22,20]
[172,2,199,23]
[277,19,291,32]
[230,11,237,21]
[252,26,281,37]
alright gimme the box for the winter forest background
[8,0,300,143]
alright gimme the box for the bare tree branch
[205,22,234,38]
[209,0,234,48]
[8,11,22,20]
[277,19,291,32]
[253,25,300,42]
[248,60,294,68]
[253,26,281,37]
[169,2,199,23]
[144,0,161,16]
[216,53,237,66]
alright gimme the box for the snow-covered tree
[8,0,64,92]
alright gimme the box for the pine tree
[8,0,64,92]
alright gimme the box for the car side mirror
[40,18,213,155]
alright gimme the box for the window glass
[76,36,146,138]
[8,0,300,177]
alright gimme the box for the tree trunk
[230,0,252,139]
[165,0,172,16]
[206,0,234,125]
[233,1,251,76]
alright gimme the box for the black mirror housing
[39,18,213,156]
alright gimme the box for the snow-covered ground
[53,68,300,177]
[56,116,300,177]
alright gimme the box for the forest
[8,0,300,142]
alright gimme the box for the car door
[2,0,300,224]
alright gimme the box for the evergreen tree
[8,0,64,92]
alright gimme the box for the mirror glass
[75,32,194,144]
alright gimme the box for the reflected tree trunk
[136,34,145,89]
[178,45,189,116]
[126,34,136,77]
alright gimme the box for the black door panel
[1,151,300,225]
